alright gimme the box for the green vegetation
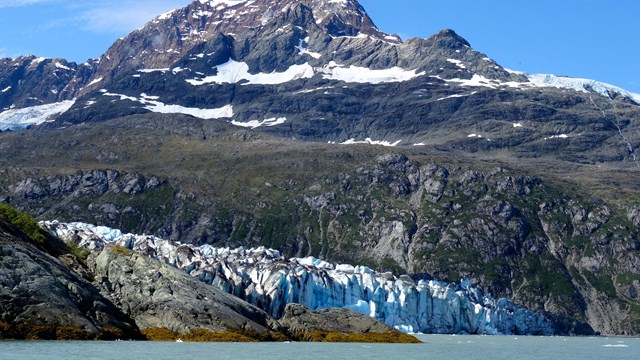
[109,244,133,256]
[67,242,92,260]
[617,272,640,286]
[584,271,617,298]
[0,203,48,246]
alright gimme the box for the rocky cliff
[1,210,411,341]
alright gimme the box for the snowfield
[185,60,425,86]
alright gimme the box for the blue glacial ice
[42,221,553,335]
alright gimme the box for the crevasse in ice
[42,221,553,335]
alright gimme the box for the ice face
[42,221,554,335]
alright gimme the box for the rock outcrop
[88,245,281,336]
[278,303,420,343]
[0,220,139,340]
[1,215,410,342]
[280,303,401,334]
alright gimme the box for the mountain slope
[0,115,638,334]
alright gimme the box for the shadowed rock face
[88,245,281,334]
[0,220,139,339]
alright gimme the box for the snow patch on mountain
[157,9,176,20]
[0,100,75,131]
[1,86,10,93]
[41,221,554,336]
[447,59,466,70]
[54,62,74,71]
[231,117,287,128]
[322,62,424,84]
[186,60,315,85]
[445,74,533,89]
[185,59,425,86]
[437,91,477,101]
[138,68,171,73]
[31,57,47,65]
[296,37,322,59]
[545,134,570,140]
[340,138,402,147]
[102,92,233,119]
[204,0,253,11]
[86,77,103,87]
[293,86,335,94]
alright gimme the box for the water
[1,335,638,360]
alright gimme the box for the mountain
[3,0,639,164]
[1,0,639,336]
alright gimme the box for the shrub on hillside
[0,203,47,246]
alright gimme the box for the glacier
[527,73,640,104]
[42,221,553,335]
[0,100,75,131]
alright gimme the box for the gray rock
[279,303,398,334]
[88,245,281,334]
[0,220,138,339]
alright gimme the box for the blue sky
[0,0,638,93]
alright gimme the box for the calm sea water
[1,335,638,360]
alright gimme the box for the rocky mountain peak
[427,29,471,49]
[190,0,389,38]
[84,0,398,88]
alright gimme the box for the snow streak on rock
[231,117,287,128]
[43,221,554,335]
[101,91,233,119]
